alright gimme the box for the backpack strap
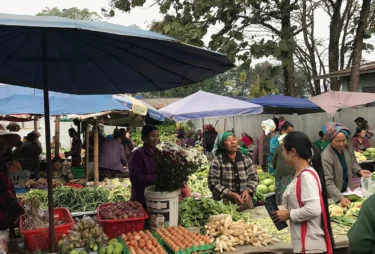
[296,169,333,254]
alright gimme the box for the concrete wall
[189,107,375,146]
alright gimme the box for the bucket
[144,185,179,230]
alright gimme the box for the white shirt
[282,167,326,253]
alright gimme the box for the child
[52,157,73,182]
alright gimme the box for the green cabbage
[262,179,274,186]
[344,194,360,202]
[268,185,275,192]
[257,184,269,194]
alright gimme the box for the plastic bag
[361,174,375,198]
[0,230,9,254]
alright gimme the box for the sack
[0,230,9,254]
[361,174,375,198]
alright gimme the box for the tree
[37,7,102,21]
[105,0,313,96]
[349,0,372,91]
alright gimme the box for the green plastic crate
[71,167,85,179]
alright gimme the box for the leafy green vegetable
[178,197,250,229]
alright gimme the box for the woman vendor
[208,132,258,209]
[129,125,190,208]
[321,122,371,207]
[351,127,371,153]
[52,157,73,182]
[0,130,24,244]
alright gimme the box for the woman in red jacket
[240,132,253,147]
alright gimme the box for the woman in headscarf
[208,132,258,210]
[321,122,371,207]
[252,119,276,172]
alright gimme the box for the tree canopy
[37,7,102,21]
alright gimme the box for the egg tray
[152,231,214,254]
[118,234,167,254]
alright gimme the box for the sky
[1,0,374,70]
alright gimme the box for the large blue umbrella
[0,14,233,251]
[246,95,322,114]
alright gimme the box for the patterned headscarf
[321,122,351,142]
[262,119,276,135]
[213,132,248,156]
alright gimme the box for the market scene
[1,1,375,254]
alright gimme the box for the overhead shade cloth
[247,95,321,115]
[159,90,263,121]
[308,90,375,116]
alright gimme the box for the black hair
[354,127,366,137]
[27,132,37,141]
[318,131,324,138]
[281,121,294,131]
[283,131,335,249]
[141,124,158,138]
[52,156,63,163]
[354,117,365,123]
[3,151,13,161]
[16,141,23,147]
[177,134,184,139]
[272,117,280,132]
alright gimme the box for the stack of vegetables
[256,173,275,195]
[329,201,363,234]
[363,148,375,161]
[24,185,131,212]
[204,214,280,253]
[178,197,250,229]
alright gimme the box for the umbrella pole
[34,118,38,131]
[42,29,55,253]
[85,122,90,181]
[94,119,99,187]
[55,116,60,158]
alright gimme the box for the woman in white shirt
[271,131,334,254]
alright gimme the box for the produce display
[99,201,146,220]
[363,148,375,161]
[155,226,212,253]
[251,217,291,244]
[65,183,83,189]
[204,214,279,253]
[86,178,130,188]
[355,151,367,162]
[121,230,167,254]
[188,175,211,198]
[178,197,250,228]
[22,197,67,230]
[329,201,362,229]
[256,173,275,194]
[58,216,109,253]
[25,186,131,212]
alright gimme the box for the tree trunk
[85,122,90,181]
[329,0,343,91]
[281,0,296,96]
[93,120,99,187]
[349,0,371,92]
[54,116,60,158]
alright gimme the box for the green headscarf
[213,132,249,156]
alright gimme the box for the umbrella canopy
[159,90,263,121]
[308,90,375,116]
[0,14,233,94]
[246,95,321,115]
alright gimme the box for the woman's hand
[228,191,244,206]
[271,210,290,222]
[241,189,250,202]
[339,197,351,208]
[359,169,371,177]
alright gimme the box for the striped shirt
[208,151,258,200]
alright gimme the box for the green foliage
[37,7,102,21]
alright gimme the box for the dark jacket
[66,136,82,158]
[19,141,41,171]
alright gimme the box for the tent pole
[94,119,99,187]
[202,119,204,129]
[33,118,38,131]
[42,29,55,253]
[85,122,90,181]
[233,116,235,133]
[55,116,60,158]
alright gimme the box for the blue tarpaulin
[159,90,263,121]
[246,95,321,115]
[0,85,164,120]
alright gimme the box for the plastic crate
[71,167,85,179]
[15,186,28,193]
[10,171,29,183]
[97,202,149,239]
[19,208,75,251]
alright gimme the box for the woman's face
[359,130,366,138]
[224,135,238,154]
[281,144,296,167]
[331,132,346,152]
[53,161,62,171]
[144,130,160,148]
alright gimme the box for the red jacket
[0,164,24,230]
[241,135,253,146]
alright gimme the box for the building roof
[315,61,375,80]
[141,98,182,109]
